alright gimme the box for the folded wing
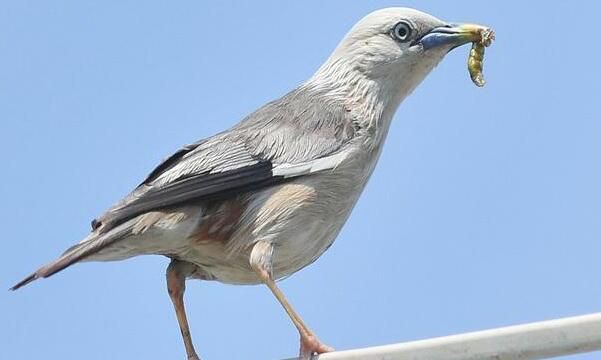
[11,87,358,290]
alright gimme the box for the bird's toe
[299,334,333,359]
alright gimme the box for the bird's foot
[299,333,334,359]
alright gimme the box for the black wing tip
[9,272,39,291]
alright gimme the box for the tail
[10,224,129,291]
[10,241,95,290]
[10,273,39,290]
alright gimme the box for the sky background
[2,1,600,359]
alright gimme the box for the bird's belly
[189,204,348,285]
[270,211,344,280]
[187,167,369,285]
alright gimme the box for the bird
[11,7,491,360]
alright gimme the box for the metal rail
[284,312,601,360]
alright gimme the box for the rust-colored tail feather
[10,241,96,291]
[10,225,129,291]
[10,273,39,290]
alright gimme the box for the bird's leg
[166,259,201,360]
[250,241,333,359]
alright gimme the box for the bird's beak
[418,23,490,51]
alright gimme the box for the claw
[299,333,334,359]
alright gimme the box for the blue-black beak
[418,23,491,50]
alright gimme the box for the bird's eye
[391,21,413,42]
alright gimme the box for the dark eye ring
[392,21,413,42]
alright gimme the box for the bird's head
[310,8,490,114]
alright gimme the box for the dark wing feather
[93,132,276,230]
[141,140,205,185]
[99,161,284,228]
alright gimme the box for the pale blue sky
[2,1,600,359]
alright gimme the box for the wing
[10,86,361,291]
[94,87,358,231]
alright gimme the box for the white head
[307,8,486,136]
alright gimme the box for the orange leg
[166,260,201,360]
[250,242,333,359]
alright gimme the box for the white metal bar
[284,312,601,360]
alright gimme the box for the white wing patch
[272,151,349,178]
